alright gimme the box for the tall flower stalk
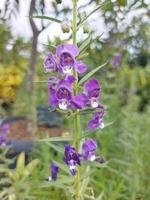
[72,0,81,198]
[43,1,107,199]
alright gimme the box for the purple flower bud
[64,144,80,175]
[49,161,59,181]
[82,138,97,161]
[88,111,105,131]
[84,79,100,108]
[61,20,71,33]
[44,53,57,73]
[83,23,91,34]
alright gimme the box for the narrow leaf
[78,1,109,29]
[46,142,64,154]
[79,34,92,52]
[32,15,61,23]
[96,192,104,200]
[78,62,108,86]
[16,152,25,172]
[36,136,72,142]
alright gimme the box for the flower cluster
[45,43,105,180]
[45,44,105,131]
[49,138,103,180]
[0,123,9,146]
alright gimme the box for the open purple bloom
[49,161,59,181]
[49,78,73,110]
[88,111,105,131]
[44,53,57,72]
[84,79,101,108]
[0,134,7,146]
[82,138,97,161]
[56,44,87,75]
[64,144,80,175]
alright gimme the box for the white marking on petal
[63,65,73,75]
[89,155,96,161]
[90,98,98,108]
[99,122,104,129]
[69,160,76,170]
[69,165,76,170]
[59,99,68,110]
[48,176,52,181]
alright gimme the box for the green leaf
[87,160,109,168]
[32,15,61,23]
[78,61,108,86]
[16,152,25,172]
[36,136,72,142]
[24,159,39,178]
[78,1,110,29]
[79,33,103,55]
[46,142,64,154]
[79,34,92,52]
[54,161,70,174]
[96,192,104,200]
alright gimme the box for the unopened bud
[61,20,71,33]
[83,23,91,34]
[56,0,62,4]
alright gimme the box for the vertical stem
[72,0,81,199]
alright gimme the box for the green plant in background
[0,150,39,200]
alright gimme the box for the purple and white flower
[83,79,104,109]
[49,78,73,110]
[44,53,57,72]
[49,161,59,181]
[88,111,105,131]
[64,144,80,175]
[82,138,97,161]
[44,44,87,75]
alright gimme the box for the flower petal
[75,61,87,74]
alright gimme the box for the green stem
[72,0,81,199]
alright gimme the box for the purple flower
[82,138,97,161]
[75,61,87,74]
[1,124,9,134]
[0,134,7,146]
[84,79,101,108]
[44,53,57,72]
[112,52,122,68]
[56,44,87,75]
[88,111,105,131]
[49,78,73,110]
[64,144,80,175]
[48,76,58,94]
[71,93,88,109]
[49,161,59,181]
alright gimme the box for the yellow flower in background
[0,64,23,103]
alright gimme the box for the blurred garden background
[0,0,150,199]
